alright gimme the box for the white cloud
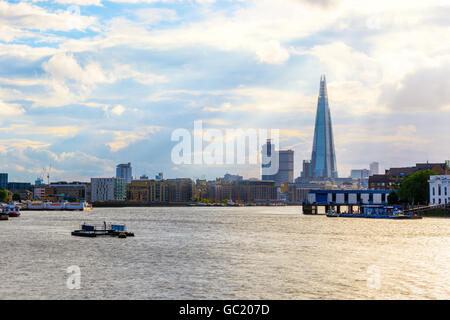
[102,126,161,152]
[111,104,125,116]
[0,1,98,31]
[0,100,24,116]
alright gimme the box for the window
[344,193,349,203]
[369,193,373,202]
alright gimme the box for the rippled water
[0,206,449,299]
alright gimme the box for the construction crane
[41,165,52,185]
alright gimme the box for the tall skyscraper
[261,140,294,185]
[369,162,379,176]
[0,173,8,190]
[116,163,132,184]
[310,75,338,179]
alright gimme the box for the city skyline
[0,0,449,182]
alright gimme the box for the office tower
[116,163,132,184]
[301,160,312,178]
[261,139,294,185]
[310,75,338,179]
[0,173,8,190]
[370,162,379,176]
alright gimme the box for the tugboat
[71,222,135,238]
[2,203,20,217]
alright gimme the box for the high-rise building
[369,162,379,176]
[116,163,132,184]
[261,140,294,185]
[278,150,294,184]
[301,160,312,178]
[0,173,8,190]
[350,169,370,179]
[310,75,338,179]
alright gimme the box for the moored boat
[1,203,21,217]
[326,205,422,219]
[71,222,134,238]
[25,201,92,211]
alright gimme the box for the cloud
[102,126,162,152]
[379,63,450,112]
[0,100,24,116]
[111,104,125,116]
[0,1,98,31]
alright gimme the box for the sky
[0,0,449,183]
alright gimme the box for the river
[0,206,448,299]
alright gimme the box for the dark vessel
[71,222,135,237]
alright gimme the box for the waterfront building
[33,187,46,200]
[127,180,168,203]
[261,139,294,185]
[307,189,391,205]
[369,162,379,176]
[47,181,90,202]
[310,75,338,179]
[116,163,132,184]
[91,178,126,202]
[428,175,450,205]
[369,162,450,190]
[0,173,8,190]
[209,180,278,203]
[8,182,32,193]
[166,178,195,202]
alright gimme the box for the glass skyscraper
[310,75,338,179]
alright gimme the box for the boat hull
[327,214,422,219]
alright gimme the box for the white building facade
[429,175,450,205]
[369,162,379,176]
[91,178,126,202]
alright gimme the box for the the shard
[310,75,338,179]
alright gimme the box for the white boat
[25,201,92,211]
[1,203,20,217]
[27,202,45,210]
[45,202,66,210]
[64,202,92,211]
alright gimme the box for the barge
[71,222,135,238]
